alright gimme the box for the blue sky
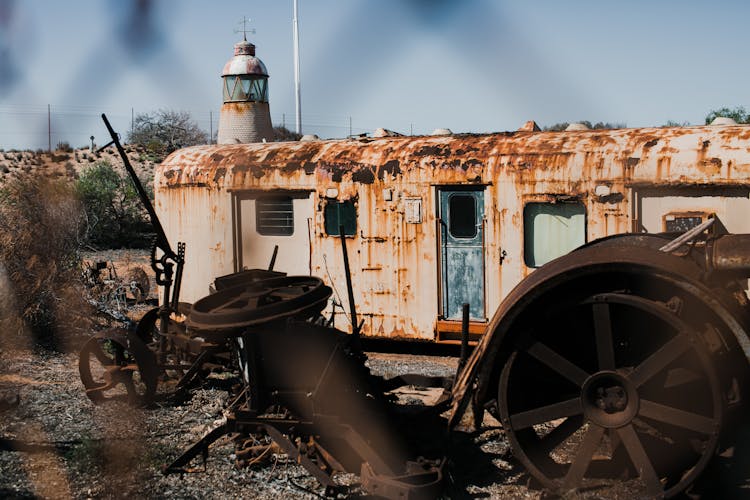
[0,0,748,149]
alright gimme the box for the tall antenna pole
[293,0,302,134]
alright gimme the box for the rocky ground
[0,346,542,500]
[0,145,156,183]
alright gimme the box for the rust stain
[377,159,401,180]
[626,157,640,167]
[352,167,376,184]
[213,167,226,183]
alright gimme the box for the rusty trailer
[156,123,750,343]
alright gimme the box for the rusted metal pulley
[186,276,332,330]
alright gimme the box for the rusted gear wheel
[78,329,158,406]
[187,276,332,330]
[499,291,724,499]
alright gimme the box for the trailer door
[438,187,485,321]
[233,191,314,275]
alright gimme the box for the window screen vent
[256,196,294,236]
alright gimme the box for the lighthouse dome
[222,40,268,77]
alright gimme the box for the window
[663,213,706,233]
[222,76,269,102]
[448,194,477,238]
[325,201,357,236]
[256,196,294,236]
[524,202,586,268]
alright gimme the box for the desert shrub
[56,141,73,152]
[705,106,750,125]
[0,172,91,348]
[76,161,154,248]
[273,125,302,141]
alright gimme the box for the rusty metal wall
[156,125,750,340]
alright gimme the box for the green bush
[705,106,750,125]
[76,161,154,248]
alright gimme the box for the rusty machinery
[79,115,750,498]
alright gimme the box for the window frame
[523,200,587,268]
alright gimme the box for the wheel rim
[187,276,332,330]
[78,331,158,405]
[499,292,723,498]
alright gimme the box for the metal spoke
[509,398,583,430]
[593,302,615,370]
[617,424,663,496]
[562,424,605,490]
[539,415,585,454]
[630,334,691,388]
[639,399,717,435]
[525,341,589,387]
[213,297,249,312]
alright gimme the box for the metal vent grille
[256,196,294,236]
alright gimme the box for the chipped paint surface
[222,40,268,76]
[157,125,750,340]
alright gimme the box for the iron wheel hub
[581,370,638,428]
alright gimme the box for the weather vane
[235,16,256,41]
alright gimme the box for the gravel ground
[0,345,544,500]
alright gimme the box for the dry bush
[0,173,93,350]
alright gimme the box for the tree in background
[705,106,750,124]
[662,120,691,127]
[543,120,626,131]
[76,161,153,249]
[273,125,302,141]
[128,109,208,160]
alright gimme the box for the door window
[449,195,477,238]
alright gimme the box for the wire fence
[0,104,421,151]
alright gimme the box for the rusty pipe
[708,234,750,276]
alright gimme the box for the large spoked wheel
[187,276,332,330]
[499,292,723,498]
[78,330,158,406]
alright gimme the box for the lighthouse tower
[217,35,274,144]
